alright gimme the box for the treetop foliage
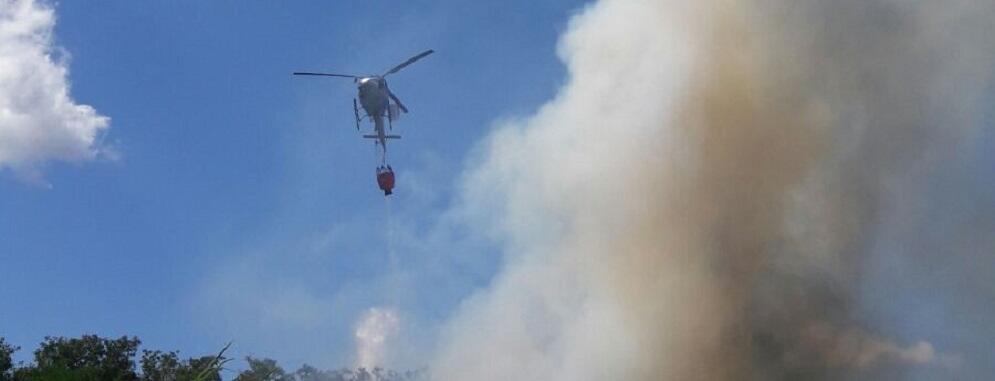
[0,336,424,381]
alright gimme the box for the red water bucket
[377,167,395,195]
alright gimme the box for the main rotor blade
[388,91,408,113]
[383,49,434,76]
[292,72,359,78]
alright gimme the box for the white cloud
[0,0,109,182]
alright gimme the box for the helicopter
[293,49,434,156]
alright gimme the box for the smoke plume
[431,0,994,379]
[355,307,400,369]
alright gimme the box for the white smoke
[0,0,110,183]
[355,306,400,369]
[431,0,994,380]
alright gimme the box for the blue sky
[0,0,587,369]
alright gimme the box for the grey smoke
[431,0,995,380]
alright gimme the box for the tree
[291,364,427,381]
[30,335,140,381]
[234,357,293,381]
[140,342,229,381]
[12,364,102,381]
[0,338,17,381]
[186,351,227,381]
[140,350,182,381]
[2,337,425,381]
[293,365,350,381]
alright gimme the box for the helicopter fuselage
[356,76,394,153]
[357,76,389,119]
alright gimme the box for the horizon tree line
[0,335,424,381]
